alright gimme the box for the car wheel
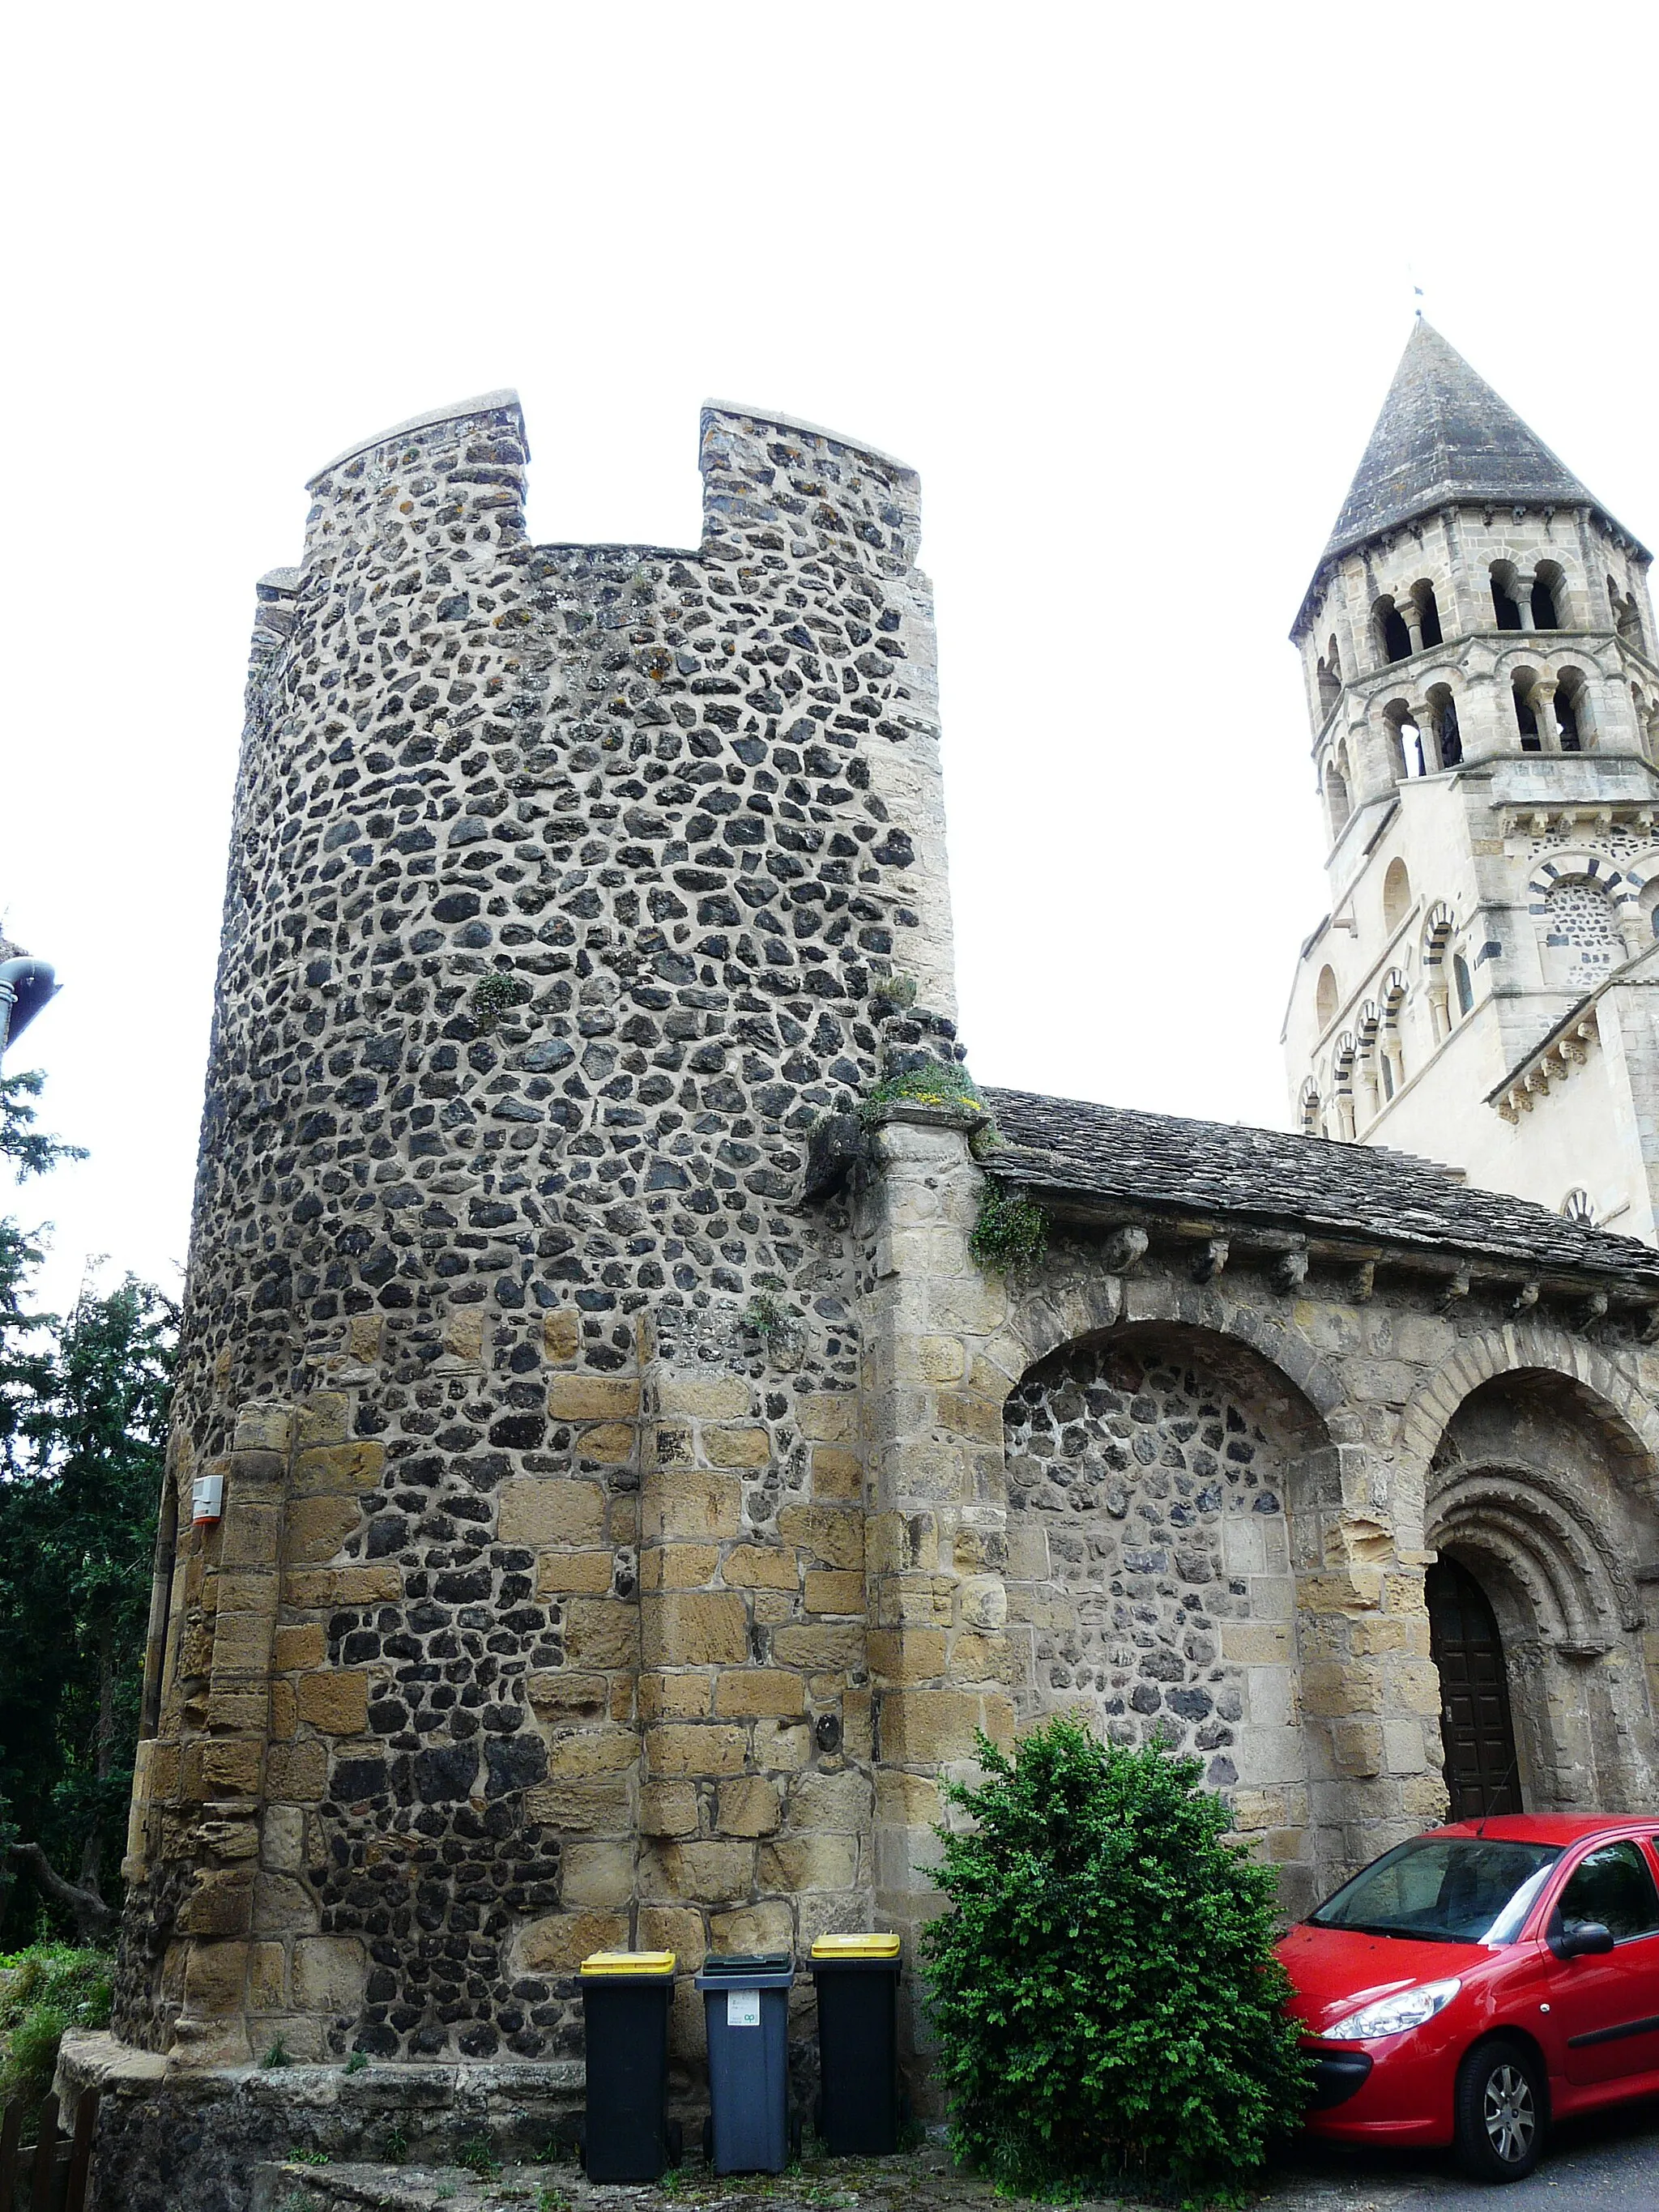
[1454,2037,1546,2182]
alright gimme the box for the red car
[1277,1814,1659,2183]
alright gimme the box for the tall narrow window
[1454,955,1474,1016]
[1386,701,1424,779]
[1325,765,1351,838]
[1531,574,1560,629]
[1417,583,1444,647]
[1430,685,1462,768]
[1383,857,1412,933]
[1555,667,1592,752]
[1316,964,1338,1030]
[1381,602,1412,662]
[1612,577,1646,649]
[1492,566,1523,629]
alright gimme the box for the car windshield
[1309,1836,1563,1946]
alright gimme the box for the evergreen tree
[0,1068,176,1941]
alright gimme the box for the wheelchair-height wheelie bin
[810,1933,902,2154]
[578,1949,677,2181]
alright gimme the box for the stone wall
[1005,1339,1307,1882]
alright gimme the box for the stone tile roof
[983,1086,1659,1285]
[1314,321,1637,574]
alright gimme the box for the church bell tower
[1283,320,1659,1241]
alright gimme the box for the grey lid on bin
[694,1953,795,1989]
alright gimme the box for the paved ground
[259,2107,1659,2212]
[1265,2099,1659,2206]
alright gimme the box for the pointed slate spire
[1319,321,1630,566]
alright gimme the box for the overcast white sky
[5,0,1659,1315]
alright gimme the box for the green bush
[0,1943,113,2129]
[920,1718,1312,2207]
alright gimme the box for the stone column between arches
[859,1103,1019,2094]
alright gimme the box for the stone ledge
[867,1101,989,1133]
[702,399,918,479]
[58,2030,585,2108]
[62,2032,591,2210]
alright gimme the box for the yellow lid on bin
[811,1933,901,1959]
[580,1950,676,1976]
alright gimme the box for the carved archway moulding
[997,1269,1349,1432]
[1427,1455,1641,1641]
[1397,1323,1659,1506]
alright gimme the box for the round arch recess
[1000,1319,1337,1855]
[1397,1328,1659,1515]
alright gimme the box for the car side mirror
[1555,1920,1615,1960]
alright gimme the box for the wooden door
[1428,1558,1521,1820]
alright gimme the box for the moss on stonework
[740,1289,798,1349]
[859,1057,987,1126]
[469,972,531,1034]
[969,1183,1049,1276]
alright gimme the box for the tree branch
[6,1841,115,1939]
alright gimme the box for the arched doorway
[1428,1558,1520,1819]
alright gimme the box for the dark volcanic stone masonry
[1004,1342,1290,1777]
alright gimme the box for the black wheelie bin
[810,1932,902,2153]
[578,1948,678,2180]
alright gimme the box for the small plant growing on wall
[470,971,531,1034]
[858,1055,988,1127]
[870,970,919,1015]
[740,1285,800,1357]
[969,1183,1048,1276]
[922,1718,1312,2206]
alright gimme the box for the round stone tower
[114,391,961,2080]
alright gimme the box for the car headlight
[1322,1978,1462,2039]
